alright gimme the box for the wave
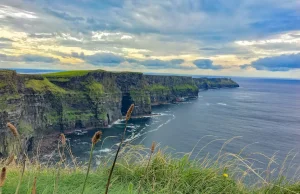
[112,119,125,125]
[99,148,111,153]
[77,141,89,145]
[123,114,176,143]
[90,148,112,155]
[217,102,227,106]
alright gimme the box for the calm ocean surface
[63,77,300,176]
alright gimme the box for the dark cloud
[193,59,224,70]
[0,54,59,63]
[0,37,13,42]
[71,52,85,59]
[140,59,185,69]
[290,34,300,38]
[199,47,218,51]
[45,8,85,22]
[29,33,54,38]
[0,53,20,61]
[246,53,300,71]
[126,58,139,63]
[23,54,59,63]
[240,64,251,69]
[84,53,125,66]
[250,10,300,34]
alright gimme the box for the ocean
[63,77,300,177]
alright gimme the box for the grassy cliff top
[43,70,106,77]
[1,144,300,194]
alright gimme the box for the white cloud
[59,33,83,42]
[91,31,134,42]
[235,31,300,46]
[0,5,38,19]
[121,35,133,40]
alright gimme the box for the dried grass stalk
[6,154,15,166]
[105,104,134,194]
[60,133,66,147]
[32,177,37,194]
[138,141,156,194]
[92,131,102,145]
[0,167,6,187]
[81,131,102,194]
[125,104,135,121]
[151,141,156,154]
[7,122,19,137]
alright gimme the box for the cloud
[84,53,125,66]
[23,54,59,63]
[199,47,218,51]
[0,37,13,42]
[240,64,251,69]
[246,53,300,71]
[0,0,300,78]
[71,52,85,58]
[0,5,38,19]
[0,54,59,63]
[91,31,134,42]
[140,59,185,69]
[45,8,84,21]
[193,59,224,70]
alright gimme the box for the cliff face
[0,70,238,156]
[193,77,239,89]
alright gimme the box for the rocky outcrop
[0,69,238,156]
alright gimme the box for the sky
[0,0,299,78]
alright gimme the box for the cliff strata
[0,70,238,156]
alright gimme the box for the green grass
[1,144,300,194]
[0,82,7,89]
[18,120,34,136]
[172,84,198,92]
[146,84,171,93]
[25,78,67,94]
[87,82,104,95]
[43,70,107,78]
[43,70,92,77]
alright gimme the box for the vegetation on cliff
[25,78,67,94]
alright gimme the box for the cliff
[193,77,239,89]
[0,69,238,156]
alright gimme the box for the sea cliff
[0,69,238,156]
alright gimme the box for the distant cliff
[193,77,239,89]
[0,70,238,156]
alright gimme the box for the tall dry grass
[105,104,134,194]
[81,131,102,194]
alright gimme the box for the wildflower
[223,173,228,178]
